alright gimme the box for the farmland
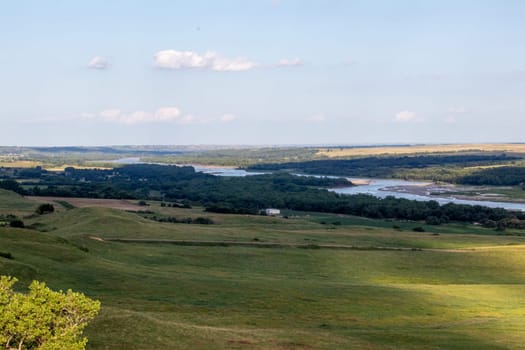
[316,143,525,158]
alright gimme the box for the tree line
[1,164,524,225]
[245,154,525,186]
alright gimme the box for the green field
[1,192,525,349]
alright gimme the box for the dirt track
[92,237,525,252]
[97,237,425,250]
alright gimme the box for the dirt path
[90,237,525,252]
[95,237,421,250]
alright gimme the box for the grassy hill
[2,193,525,349]
[0,188,38,216]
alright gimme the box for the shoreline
[382,184,525,205]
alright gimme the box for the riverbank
[332,179,525,211]
[383,183,525,205]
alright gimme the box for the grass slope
[1,198,525,348]
[0,189,38,216]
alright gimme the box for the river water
[331,178,525,211]
[109,158,525,211]
[191,165,265,177]
[189,166,525,211]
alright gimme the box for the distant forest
[1,164,524,227]
[458,167,525,186]
[246,154,525,186]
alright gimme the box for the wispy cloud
[99,109,121,120]
[154,107,183,121]
[394,110,422,123]
[82,107,191,124]
[277,58,302,67]
[87,56,110,70]
[220,114,238,123]
[154,50,305,71]
[76,108,240,125]
[154,50,258,72]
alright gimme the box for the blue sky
[1,0,524,146]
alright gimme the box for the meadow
[1,190,525,349]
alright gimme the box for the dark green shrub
[9,219,24,228]
[425,216,441,225]
[36,203,55,215]
[0,251,13,259]
[193,217,214,225]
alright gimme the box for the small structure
[264,208,280,216]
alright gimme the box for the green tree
[8,219,24,228]
[0,276,100,350]
[0,180,25,195]
[35,204,54,215]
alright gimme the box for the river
[186,166,525,211]
[331,178,525,211]
[108,158,525,211]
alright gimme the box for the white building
[265,208,281,216]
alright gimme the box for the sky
[1,0,525,146]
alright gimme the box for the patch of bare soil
[348,178,371,185]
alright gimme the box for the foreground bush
[0,276,100,350]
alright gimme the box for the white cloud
[78,107,241,125]
[394,110,422,122]
[80,112,95,119]
[307,114,326,123]
[154,50,215,70]
[99,109,122,120]
[154,107,182,121]
[125,111,154,124]
[213,57,257,72]
[154,50,257,72]
[448,106,467,113]
[83,107,193,124]
[277,58,302,67]
[220,114,238,123]
[87,56,110,70]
